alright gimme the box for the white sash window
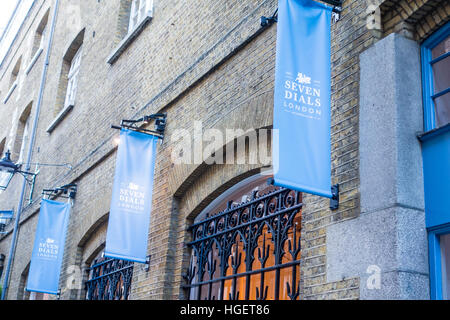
[128,0,153,32]
[64,45,82,108]
[39,24,47,50]
[17,116,30,165]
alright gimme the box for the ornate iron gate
[85,257,134,300]
[184,187,302,300]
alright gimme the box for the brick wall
[0,0,448,300]
[380,0,450,40]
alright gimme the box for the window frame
[107,0,153,65]
[128,0,153,33]
[17,114,31,165]
[38,23,47,51]
[26,9,50,75]
[428,223,450,300]
[47,29,85,133]
[64,45,82,109]
[421,21,450,132]
[421,22,450,301]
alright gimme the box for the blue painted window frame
[421,22,450,300]
[428,223,450,300]
[421,21,450,132]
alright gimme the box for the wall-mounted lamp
[0,150,36,191]
[0,150,73,204]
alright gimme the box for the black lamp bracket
[16,169,38,184]
[261,8,278,27]
[42,183,77,200]
[112,113,167,139]
[144,255,151,272]
[15,162,72,181]
[329,184,339,210]
[261,0,342,27]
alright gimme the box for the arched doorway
[185,174,302,300]
[84,250,134,300]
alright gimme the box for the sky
[0,0,19,39]
[0,0,35,65]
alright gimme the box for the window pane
[18,116,30,164]
[65,77,73,107]
[69,46,82,76]
[434,92,450,128]
[440,233,450,300]
[432,35,450,60]
[139,6,146,21]
[432,56,450,94]
[0,171,13,188]
[39,25,46,49]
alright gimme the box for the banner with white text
[273,0,333,198]
[27,199,71,295]
[105,128,158,263]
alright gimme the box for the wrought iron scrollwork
[184,186,302,300]
[85,258,134,300]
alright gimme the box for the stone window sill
[3,81,17,104]
[106,13,152,65]
[25,48,43,75]
[46,103,74,133]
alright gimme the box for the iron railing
[184,187,302,300]
[85,258,133,300]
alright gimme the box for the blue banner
[105,128,158,263]
[273,0,333,198]
[27,199,71,295]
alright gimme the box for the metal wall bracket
[332,10,341,22]
[261,8,278,27]
[330,184,339,210]
[144,255,151,272]
[42,183,77,200]
[111,113,167,139]
[261,0,342,27]
[268,178,339,210]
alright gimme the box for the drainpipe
[1,0,60,300]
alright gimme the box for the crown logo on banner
[128,183,139,191]
[295,72,311,84]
